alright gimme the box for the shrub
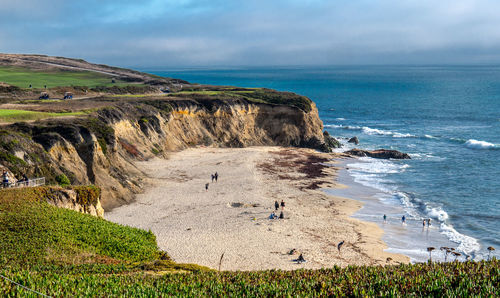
[55,174,70,186]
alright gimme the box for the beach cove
[106,146,408,270]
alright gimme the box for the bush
[55,174,70,186]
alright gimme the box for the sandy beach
[106,146,409,270]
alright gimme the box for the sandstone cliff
[0,95,333,210]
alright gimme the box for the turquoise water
[147,66,500,260]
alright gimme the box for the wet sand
[106,146,409,270]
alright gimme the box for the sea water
[146,66,500,261]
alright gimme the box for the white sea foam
[409,153,439,160]
[329,125,417,138]
[347,159,410,193]
[326,124,434,140]
[425,206,449,221]
[324,124,362,130]
[361,127,391,135]
[348,158,409,174]
[440,223,481,255]
[335,117,346,121]
[393,132,416,138]
[360,126,415,138]
[345,156,481,258]
[465,139,498,150]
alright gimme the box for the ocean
[146,66,500,262]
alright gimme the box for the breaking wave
[464,139,498,150]
[325,124,417,138]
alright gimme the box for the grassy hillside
[0,109,86,123]
[0,187,498,296]
[0,66,130,88]
[0,187,161,267]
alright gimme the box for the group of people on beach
[383,214,432,227]
[270,200,286,219]
[205,172,218,191]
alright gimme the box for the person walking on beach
[383,214,387,223]
[205,183,209,191]
[297,253,306,263]
[337,240,345,253]
[214,172,218,182]
[274,200,279,211]
[211,174,215,182]
[402,215,406,224]
[280,200,285,210]
[427,218,431,227]
[423,219,426,227]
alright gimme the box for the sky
[1,0,500,67]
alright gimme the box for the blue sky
[1,0,500,67]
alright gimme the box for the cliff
[0,186,104,217]
[0,93,333,210]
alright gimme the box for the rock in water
[348,136,359,145]
[344,148,411,159]
[323,131,342,150]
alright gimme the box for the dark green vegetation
[0,66,131,89]
[0,187,210,295]
[55,173,71,186]
[0,186,158,266]
[172,86,313,112]
[0,188,498,296]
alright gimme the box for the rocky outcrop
[322,131,342,152]
[43,186,105,218]
[345,149,411,159]
[348,137,359,145]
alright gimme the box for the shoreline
[331,158,478,263]
[106,146,409,270]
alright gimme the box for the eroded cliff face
[43,187,105,218]
[1,98,329,210]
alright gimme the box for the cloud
[1,0,500,66]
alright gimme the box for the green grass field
[0,187,497,296]
[0,66,129,88]
[0,109,86,123]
